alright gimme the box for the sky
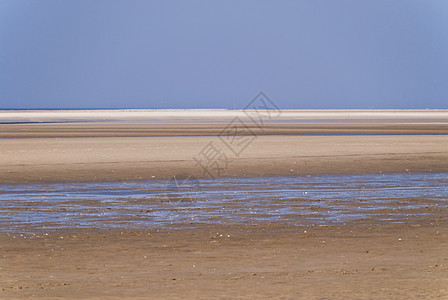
[1,0,448,109]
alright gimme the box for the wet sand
[1,174,447,232]
[1,224,448,299]
[1,110,447,298]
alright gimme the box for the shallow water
[0,173,447,233]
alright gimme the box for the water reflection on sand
[0,173,447,233]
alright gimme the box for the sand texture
[1,109,447,184]
[1,110,447,299]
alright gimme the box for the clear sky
[1,0,447,109]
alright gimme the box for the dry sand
[0,110,447,299]
[1,109,447,184]
[1,134,448,184]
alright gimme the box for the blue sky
[1,0,447,109]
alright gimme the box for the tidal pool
[0,173,447,233]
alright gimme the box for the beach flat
[0,110,447,299]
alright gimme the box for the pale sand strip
[1,135,447,184]
[1,109,448,123]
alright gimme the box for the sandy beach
[4,0,448,297]
[1,110,447,299]
[1,109,448,184]
[1,135,448,184]
[1,224,447,299]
